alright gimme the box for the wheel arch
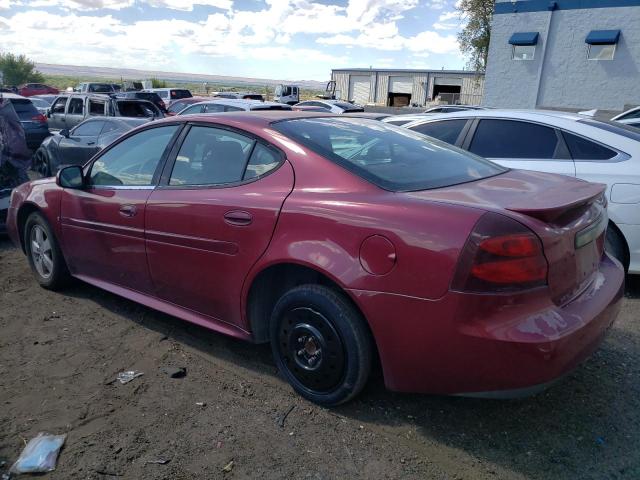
[16,202,41,253]
[607,219,630,271]
[244,261,378,355]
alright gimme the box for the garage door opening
[433,84,461,104]
[387,93,412,107]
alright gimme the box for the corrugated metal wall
[460,76,485,105]
[412,73,429,105]
[375,73,390,104]
[332,72,350,101]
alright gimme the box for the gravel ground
[1,236,639,479]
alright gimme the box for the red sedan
[6,112,624,405]
[18,83,59,97]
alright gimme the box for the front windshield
[273,118,506,192]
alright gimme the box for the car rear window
[273,118,505,192]
[10,99,38,119]
[88,84,113,93]
[250,104,292,111]
[170,89,192,99]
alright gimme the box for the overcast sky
[0,0,467,81]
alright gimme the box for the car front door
[58,120,105,166]
[464,118,576,176]
[60,124,181,293]
[65,97,86,130]
[145,124,294,327]
[49,97,68,130]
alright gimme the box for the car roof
[407,109,587,122]
[341,112,389,119]
[0,93,28,100]
[191,99,284,108]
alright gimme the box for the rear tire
[605,224,629,272]
[24,212,70,290]
[270,284,372,406]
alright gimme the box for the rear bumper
[350,253,624,395]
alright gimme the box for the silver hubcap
[31,225,54,279]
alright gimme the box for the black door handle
[87,141,95,146]
[224,210,252,226]
[119,204,137,217]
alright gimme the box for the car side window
[181,105,203,115]
[68,98,84,115]
[169,126,255,186]
[224,105,244,112]
[89,125,179,187]
[51,97,67,114]
[100,121,121,135]
[89,99,106,116]
[409,120,468,145]
[561,131,617,160]
[168,101,185,114]
[203,103,225,113]
[73,121,104,136]
[469,119,559,159]
[244,143,282,180]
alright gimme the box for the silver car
[177,99,291,115]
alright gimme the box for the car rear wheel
[270,284,372,406]
[24,212,70,289]
[605,224,629,272]
[33,149,51,177]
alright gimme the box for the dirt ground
[0,236,639,480]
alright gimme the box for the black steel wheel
[270,284,372,406]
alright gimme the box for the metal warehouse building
[330,69,485,107]
[483,0,640,111]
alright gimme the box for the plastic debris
[10,433,66,474]
[195,402,206,407]
[116,371,144,384]
[222,460,234,473]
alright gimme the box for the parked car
[7,113,623,406]
[31,94,57,105]
[2,93,50,151]
[214,92,265,101]
[76,83,117,94]
[165,97,209,116]
[176,99,291,115]
[424,105,488,114]
[293,100,364,113]
[33,117,149,177]
[403,109,640,273]
[29,97,52,115]
[116,91,168,114]
[611,106,640,129]
[341,112,390,121]
[382,114,433,126]
[291,105,329,112]
[143,88,192,108]
[18,83,59,97]
[47,94,163,131]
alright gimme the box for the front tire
[33,149,51,177]
[270,284,372,406]
[24,212,70,290]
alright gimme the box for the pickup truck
[47,93,163,131]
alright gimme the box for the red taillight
[32,114,47,124]
[452,213,548,293]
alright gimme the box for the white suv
[404,109,640,273]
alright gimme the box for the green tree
[0,52,44,86]
[150,78,167,88]
[457,0,495,72]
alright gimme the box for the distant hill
[35,63,328,90]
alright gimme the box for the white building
[330,68,485,107]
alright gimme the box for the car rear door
[463,118,576,176]
[65,97,86,130]
[60,124,181,293]
[145,123,294,327]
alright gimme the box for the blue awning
[509,32,539,46]
[585,30,621,45]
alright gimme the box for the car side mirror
[60,128,70,138]
[57,165,85,189]
[46,109,51,118]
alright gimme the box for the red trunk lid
[407,169,608,304]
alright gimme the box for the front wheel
[270,284,372,406]
[24,212,71,289]
[33,149,51,177]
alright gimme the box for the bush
[0,53,44,86]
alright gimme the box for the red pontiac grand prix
[7,112,624,405]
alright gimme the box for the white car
[403,109,640,273]
[383,106,489,126]
[176,99,291,115]
[293,100,364,114]
[612,106,640,129]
